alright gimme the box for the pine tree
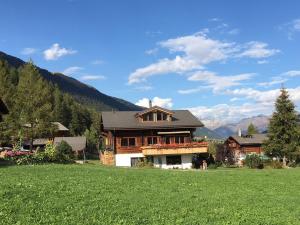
[263,88,299,160]
[247,123,258,135]
[14,62,54,149]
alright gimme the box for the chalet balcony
[141,142,208,156]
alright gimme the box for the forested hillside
[0,51,142,111]
[0,60,101,146]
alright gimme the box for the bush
[136,158,153,168]
[56,141,74,162]
[269,160,283,169]
[245,154,264,169]
[208,164,218,169]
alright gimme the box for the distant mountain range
[213,115,270,138]
[0,51,142,111]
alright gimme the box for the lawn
[1,164,300,225]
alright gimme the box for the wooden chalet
[0,98,8,122]
[100,105,208,169]
[225,134,268,161]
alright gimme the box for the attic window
[142,111,169,122]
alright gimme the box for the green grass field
[1,164,300,225]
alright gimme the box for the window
[142,113,154,121]
[166,155,182,165]
[157,113,162,121]
[121,138,136,147]
[175,136,185,144]
[147,137,158,145]
[163,113,168,121]
[165,136,171,144]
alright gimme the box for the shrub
[245,154,264,169]
[208,164,218,169]
[270,160,283,169]
[136,158,153,168]
[56,141,74,162]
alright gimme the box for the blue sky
[1,0,300,127]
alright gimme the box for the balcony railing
[141,142,208,156]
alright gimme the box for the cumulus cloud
[21,48,38,55]
[136,97,173,108]
[237,41,280,58]
[187,71,255,92]
[128,56,201,84]
[145,48,159,55]
[62,66,83,76]
[128,32,278,84]
[43,43,77,60]
[80,75,106,81]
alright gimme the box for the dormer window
[136,106,173,122]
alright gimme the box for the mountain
[194,127,224,140]
[213,115,270,138]
[0,51,142,111]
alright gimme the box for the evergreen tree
[263,88,299,160]
[247,123,258,135]
[14,62,55,149]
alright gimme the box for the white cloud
[282,70,300,77]
[237,41,280,58]
[62,66,83,76]
[188,103,272,129]
[43,43,77,60]
[134,85,153,91]
[178,86,207,95]
[21,48,38,55]
[228,28,240,35]
[188,70,254,92]
[257,60,268,64]
[80,75,106,81]
[91,59,104,65]
[145,48,159,55]
[128,56,201,84]
[279,18,300,40]
[257,76,288,87]
[136,97,173,108]
[129,32,278,84]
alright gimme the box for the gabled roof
[0,99,8,114]
[24,122,69,131]
[102,110,203,130]
[229,134,268,145]
[136,106,173,117]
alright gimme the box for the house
[24,122,70,137]
[100,104,208,169]
[0,98,8,122]
[225,134,268,160]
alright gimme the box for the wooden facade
[100,106,208,167]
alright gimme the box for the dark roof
[102,110,203,130]
[24,122,69,131]
[0,99,8,114]
[229,134,268,145]
[194,127,224,140]
[54,137,86,152]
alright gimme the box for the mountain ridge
[0,51,142,112]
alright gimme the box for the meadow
[1,164,300,225]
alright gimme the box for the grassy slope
[1,165,300,225]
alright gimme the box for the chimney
[238,128,242,137]
[149,99,152,108]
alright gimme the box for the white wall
[115,153,144,167]
[153,154,193,169]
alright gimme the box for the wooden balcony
[141,142,208,156]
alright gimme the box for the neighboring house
[225,134,268,160]
[24,136,86,154]
[100,105,208,169]
[0,98,8,122]
[24,122,70,137]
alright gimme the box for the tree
[263,88,299,160]
[247,123,258,135]
[14,62,54,149]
